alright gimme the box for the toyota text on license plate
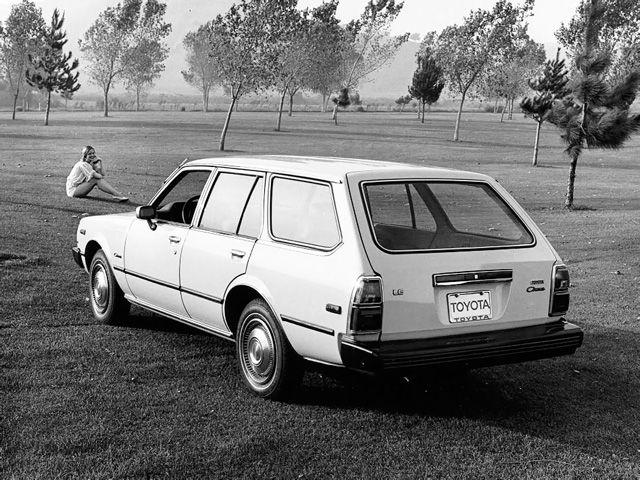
[447,291,492,323]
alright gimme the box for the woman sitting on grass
[66,146,128,202]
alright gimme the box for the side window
[154,170,211,224]
[271,177,340,248]
[199,173,258,234]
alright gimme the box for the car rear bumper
[339,320,583,374]
[72,247,84,269]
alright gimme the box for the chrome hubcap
[91,264,109,313]
[241,316,275,387]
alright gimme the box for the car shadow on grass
[295,327,640,460]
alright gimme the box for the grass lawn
[1,109,639,479]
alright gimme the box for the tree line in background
[1,0,639,208]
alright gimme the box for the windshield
[362,181,534,251]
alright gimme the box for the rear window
[363,181,533,251]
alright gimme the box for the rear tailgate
[347,170,561,342]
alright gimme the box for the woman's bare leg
[96,179,126,198]
[72,179,98,197]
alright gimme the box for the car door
[180,170,264,334]
[123,168,213,316]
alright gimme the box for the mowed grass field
[1,109,639,479]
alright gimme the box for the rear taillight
[349,276,383,334]
[549,264,570,316]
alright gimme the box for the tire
[89,249,130,324]
[236,299,302,399]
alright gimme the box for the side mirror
[136,205,155,220]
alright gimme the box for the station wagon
[72,155,583,398]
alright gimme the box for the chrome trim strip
[340,341,374,355]
[118,267,180,290]
[125,295,234,340]
[181,286,223,304]
[281,315,335,336]
[433,269,513,287]
[118,266,224,304]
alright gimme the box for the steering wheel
[181,195,200,224]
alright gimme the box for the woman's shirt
[66,161,94,197]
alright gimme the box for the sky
[0,0,583,95]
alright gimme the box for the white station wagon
[72,155,583,398]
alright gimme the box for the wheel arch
[224,277,280,337]
[84,240,103,270]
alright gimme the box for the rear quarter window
[270,177,340,249]
[363,181,533,251]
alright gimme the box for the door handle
[168,235,182,244]
[231,249,246,258]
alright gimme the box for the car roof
[183,155,491,183]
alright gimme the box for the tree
[0,0,45,119]
[25,9,80,125]
[331,0,408,124]
[556,0,640,83]
[121,0,171,111]
[331,87,350,125]
[80,0,141,117]
[208,0,298,151]
[478,37,545,122]
[433,0,534,141]
[268,1,307,132]
[182,23,219,112]
[303,0,348,112]
[548,0,640,209]
[394,94,412,112]
[520,51,570,166]
[408,52,444,123]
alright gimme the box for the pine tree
[549,0,640,209]
[26,9,80,126]
[408,54,444,123]
[520,50,570,166]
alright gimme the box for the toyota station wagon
[72,155,583,399]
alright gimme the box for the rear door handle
[231,249,246,258]
[168,235,182,244]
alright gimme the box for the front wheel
[89,249,130,324]
[236,299,301,399]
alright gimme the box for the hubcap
[241,316,276,387]
[91,264,109,313]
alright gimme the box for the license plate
[447,291,492,323]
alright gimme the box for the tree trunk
[421,101,425,123]
[332,104,338,126]
[203,86,210,112]
[276,90,286,132]
[453,90,468,142]
[321,92,326,113]
[500,97,507,123]
[508,97,514,120]
[12,88,19,120]
[493,97,499,114]
[288,92,294,117]
[219,96,237,151]
[44,91,51,126]
[136,87,140,112]
[565,148,580,209]
[103,87,109,117]
[532,120,542,166]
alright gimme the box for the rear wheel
[236,299,301,399]
[89,249,130,324]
